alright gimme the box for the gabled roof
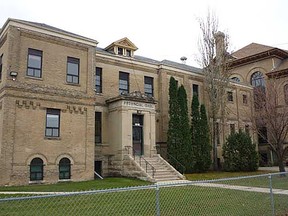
[232,43,275,59]
[104,37,138,51]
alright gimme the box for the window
[251,71,265,87]
[245,125,250,135]
[27,48,42,78]
[45,109,60,137]
[59,158,71,180]
[95,67,102,93]
[67,57,79,84]
[0,54,2,80]
[30,158,43,181]
[216,122,220,145]
[227,91,233,102]
[119,72,129,94]
[258,126,268,144]
[230,124,235,134]
[243,94,248,104]
[95,112,102,144]
[144,76,154,97]
[126,49,131,57]
[251,72,266,109]
[192,84,199,98]
[118,47,123,55]
[230,77,240,83]
[284,84,288,105]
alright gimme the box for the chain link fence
[1,172,288,215]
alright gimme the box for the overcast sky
[1,0,288,67]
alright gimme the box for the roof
[230,43,288,69]
[96,47,202,74]
[1,18,98,45]
[232,43,275,59]
[160,60,202,73]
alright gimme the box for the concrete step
[134,156,184,182]
[154,176,181,181]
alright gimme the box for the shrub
[223,130,258,172]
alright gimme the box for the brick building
[229,43,288,165]
[0,18,253,186]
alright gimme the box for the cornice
[229,48,288,69]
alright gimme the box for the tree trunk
[278,161,286,173]
[212,118,218,170]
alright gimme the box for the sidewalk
[258,166,281,172]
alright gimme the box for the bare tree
[253,77,288,172]
[197,11,231,170]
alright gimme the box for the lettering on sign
[123,101,154,109]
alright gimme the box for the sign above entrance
[122,100,155,110]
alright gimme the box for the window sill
[25,76,43,81]
[45,136,61,140]
[58,179,71,183]
[65,82,80,87]
[95,143,109,147]
[95,91,103,96]
[29,180,45,184]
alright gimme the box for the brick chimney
[214,31,225,62]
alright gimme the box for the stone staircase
[137,155,185,182]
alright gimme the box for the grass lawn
[1,183,287,216]
[185,170,275,181]
[0,177,151,192]
[1,172,288,215]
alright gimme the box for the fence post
[268,174,275,216]
[155,184,161,216]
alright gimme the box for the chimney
[214,31,225,61]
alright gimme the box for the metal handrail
[94,171,103,180]
[156,144,186,174]
[125,146,156,178]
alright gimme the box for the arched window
[30,158,44,181]
[284,84,288,105]
[59,158,71,180]
[251,71,266,109]
[251,71,265,87]
[230,77,240,83]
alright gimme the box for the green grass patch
[185,170,275,181]
[0,177,151,192]
[1,184,288,215]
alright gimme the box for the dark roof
[232,43,275,59]
[160,60,202,73]
[2,18,98,44]
[96,47,202,74]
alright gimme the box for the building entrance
[132,114,143,155]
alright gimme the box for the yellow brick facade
[0,18,254,185]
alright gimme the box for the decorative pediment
[106,91,156,105]
[105,37,138,51]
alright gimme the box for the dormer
[104,37,138,57]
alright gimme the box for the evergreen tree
[167,77,180,168]
[177,85,192,172]
[191,96,211,172]
[198,104,212,172]
[190,94,201,173]
[223,130,258,172]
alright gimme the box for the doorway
[94,161,102,179]
[132,114,143,155]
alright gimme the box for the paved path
[194,182,288,195]
[156,179,288,196]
